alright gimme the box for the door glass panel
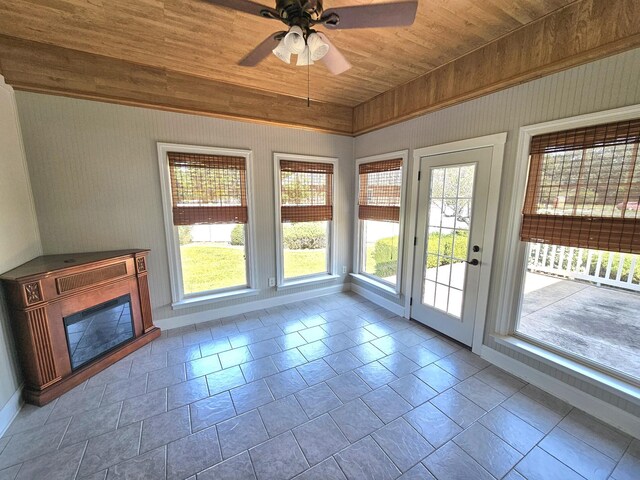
[453,230,469,261]
[438,263,452,285]
[455,200,472,230]
[435,283,449,310]
[458,166,475,197]
[426,255,439,281]
[436,228,453,256]
[448,288,464,317]
[429,202,443,227]
[421,164,476,318]
[450,265,466,290]
[430,169,445,197]
[424,280,436,305]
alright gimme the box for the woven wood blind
[168,152,248,225]
[521,119,640,254]
[280,160,333,223]
[358,158,403,222]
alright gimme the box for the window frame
[157,143,258,309]
[353,150,409,295]
[273,153,339,289]
[494,104,640,396]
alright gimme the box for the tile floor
[0,292,638,480]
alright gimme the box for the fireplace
[64,294,135,370]
[0,250,160,405]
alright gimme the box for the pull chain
[307,47,310,107]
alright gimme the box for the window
[515,118,640,382]
[355,153,407,292]
[274,154,337,285]
[158,144,255,306]
[520,119,640,253]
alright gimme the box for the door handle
[465,259,479,266]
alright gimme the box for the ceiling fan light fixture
[296,46,314,66]
[272,38,291,64]
[284,25,306,55]
[307,32,329,61]
[214,0,418,76]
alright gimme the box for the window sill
[349,273,400,298]
[492,334,640,405]
[277,274,340,291]
[172,288,259,310]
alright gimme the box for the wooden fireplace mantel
[0,249,160,405]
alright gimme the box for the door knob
[465,259,479,266]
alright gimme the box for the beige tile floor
[0,292,638,480]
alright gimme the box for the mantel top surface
[0,249,149,281]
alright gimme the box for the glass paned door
[423,165,475,318]
[411,147,492,346]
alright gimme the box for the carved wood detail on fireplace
[24,281,43,305]
[136,256,147,274]
[0,249,160,406]
[27,306,60,387]
[56,262,128,294]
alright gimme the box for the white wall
[0,77,42,430]
[14,94,354,325]
[354,47,640,417]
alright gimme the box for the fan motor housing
[275,0,324,24]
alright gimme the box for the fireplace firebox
[64,294,135,370]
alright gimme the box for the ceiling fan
[205,0,419,75]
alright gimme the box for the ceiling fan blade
[239,32,284,66]
[317,33,352,75]
[204,0,278,18]
[322,1,418,29]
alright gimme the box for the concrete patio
[519,272,640,380]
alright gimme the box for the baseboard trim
[481,346,640,439]
[156,283,351,330]
[350,283,405,317]
[0,385,23,437]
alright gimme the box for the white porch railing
[527,243,640,292]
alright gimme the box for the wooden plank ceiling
[0,0,575,106]
[0,0,638,134]
[353,0,640,133]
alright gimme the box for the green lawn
[364,244,376,275]
[283,249,327,280]
[180,244,326,294]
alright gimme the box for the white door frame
[406,133,507,353]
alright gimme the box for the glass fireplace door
[64,294,135,370]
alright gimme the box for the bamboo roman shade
[358,158,403,222]
[280,160,333,223]
[168,152,248,225]
[521,119,640,254]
